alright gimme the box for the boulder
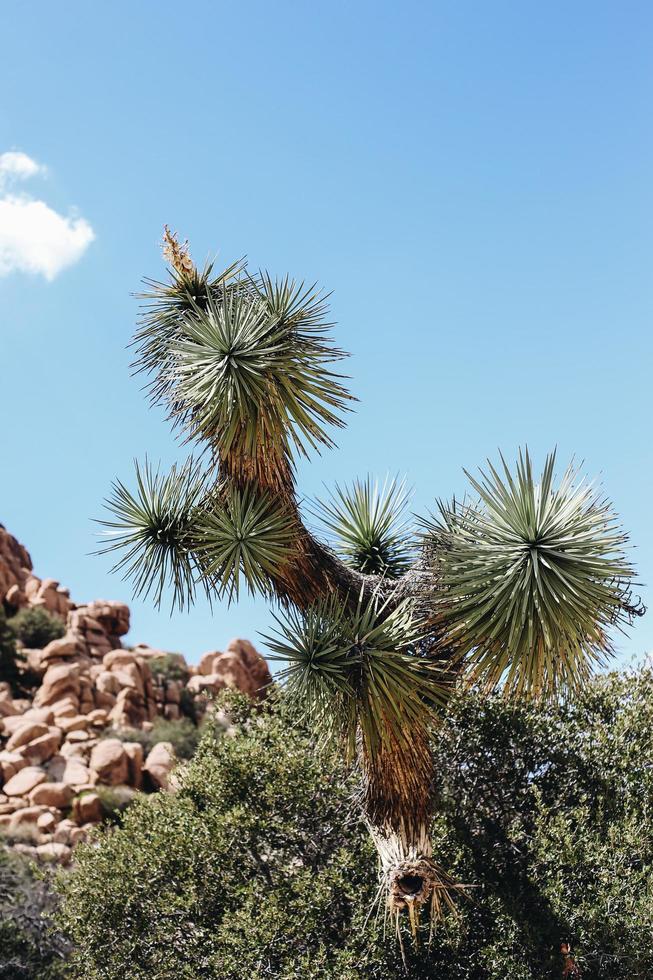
[37,811,57,833]
[95,670,121,696]
[36,841,71,864]
[89,739,128,785]
[9,805,49,828]
[143,741,174,789]
[0,750,28,783]
[3,767,47,797]
[225,638,273,696]
[53,819,76,843]
[59,714,90,734]
[0,524,32,599]
[186,673,225,696]
[40,634,81,664]
[34,663,80,707]
[50,756,90,788]
[21,731,61,764]
[123,742,144,789]
[72,792,103,824]
[6,722,49,752]
[51,697,80,719]
[29,781,73,808]
[198,650,221,675]
[103,649,138,671]
[21,707,55,725]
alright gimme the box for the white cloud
[0,151,45,188]
[0,151,94,281]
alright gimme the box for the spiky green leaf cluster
[196,486,295,600]
[423,449,635,699]
[98,461,294,608]
[133,263,352,462]
[312,477,414,577]
[264,593,449,759]
[97,458,208,611]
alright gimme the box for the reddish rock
[51,697,80,719]
[59,715,90,734]
[72,792,103,824]
[186,673,225,696]
[6,722,49,752]
[143,742,174,789]
[36,841,72,864]
[0,750,28,782]
[0,524,32,599]
[123,742,144,789]
[22,731,61,764]
[53,818,77,843]
[35,664,80,707]
[225,638,272,697]
[3,767,47,797]
[21,707,55,725]
[198,650,221,675]
[29,781,73,808]
[86,708,109,726]
[40,634,81,664]
[37,811,57,833]
[9,805,49,829]
[89,739,128,786]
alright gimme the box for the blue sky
[1,1,651,666]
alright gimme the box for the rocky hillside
[0,524,272,864]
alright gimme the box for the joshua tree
[101,229,642,932]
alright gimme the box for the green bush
[0,606,24,693]
[55,673,653,979]
[102,716,201,761]
[8,607,65,649]
[94,785,141,824]
[148,653,190,684]
[0,845,70,979]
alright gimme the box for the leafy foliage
[98,458,208,611]
[8,607,65,649]
[0,606,24,693]
[424,449,635,698]
[147,653,190,685]
[265,593,448,759]
[134,262,352,461]
[0,846,70,979]
[99,461,295,609]
[195,487,295,600]
[94,785,141,825]
[312,476,414,577]
[101,717,201,762]
[55,672,653,979]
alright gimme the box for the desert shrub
[56,672,653,980]
[148,653,190,684]
[0,845,70,979]
[0,606,25,693]
[0,824,41,847]
[149,654,197,721]
[8,607,65,649]
[94,785,141,825]
[102,716,201,761]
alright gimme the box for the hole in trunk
[396,874,425,896]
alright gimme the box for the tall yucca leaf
[132,258,246,411]
[97,458,207,611]
[166,285,352,459]
[265,592,449,760]
[312,477,414,577]
[263,599,358,749]
[422,449,636,699]
[195,487,295,600]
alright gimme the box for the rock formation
[0,524,272,863]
